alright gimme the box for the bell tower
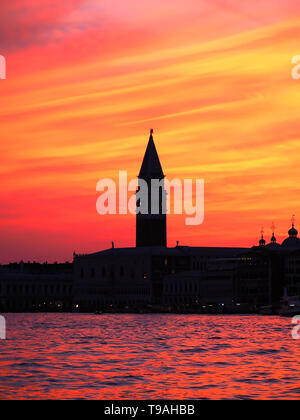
[136,130,167,247]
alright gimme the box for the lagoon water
[0,313,299,399]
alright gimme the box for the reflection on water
[0,314,299,399]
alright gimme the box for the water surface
[0,314,299,399]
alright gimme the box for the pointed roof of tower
[139,129,164,178]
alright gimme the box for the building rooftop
[74,245,249,260]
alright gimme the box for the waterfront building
[0,262,73,312]
[235,224,300,311]
[73,131,248,311]
[163,257,241,311]
[1,131,299,313]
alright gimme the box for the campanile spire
[136,130,167,247]
[138,129,164,179]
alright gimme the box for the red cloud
[0,0,103,52]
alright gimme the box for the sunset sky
[1,0,300,262]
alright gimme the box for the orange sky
[1,0,300,262]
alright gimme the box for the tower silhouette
[136,130,167,247]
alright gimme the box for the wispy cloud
[1,0,300,261]
[0,0,103,51]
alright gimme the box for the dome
[281,237,300,249]
[282,223,300,248]
[266,242,281,249]
[266,232,281,248]
[288,226,298,237]
[259,235,266,246]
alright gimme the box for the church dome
[259,235,266,246]
[266,232,281,249]
[288,226,298,237]
[281,237,300,248]
[281,223,300,249]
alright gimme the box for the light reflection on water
[0,313,299,399]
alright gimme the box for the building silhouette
[1,130,300,313]
[0,262,73,312]
[136,129,167,247]
[72,130,247,311]
[71,131,300,313]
